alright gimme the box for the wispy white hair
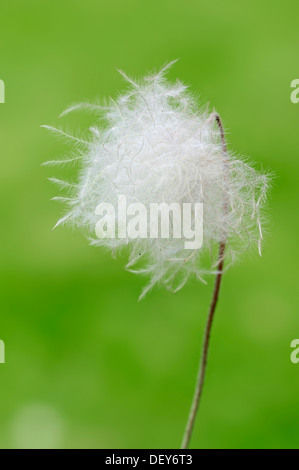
[43,62,269,298]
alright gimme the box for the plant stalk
[180,113,227,449]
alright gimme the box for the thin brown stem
[180,113,227,449]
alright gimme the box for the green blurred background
[0,0,298,449]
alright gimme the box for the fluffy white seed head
[44,63,269,298]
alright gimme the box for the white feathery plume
[43,63,269,298]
